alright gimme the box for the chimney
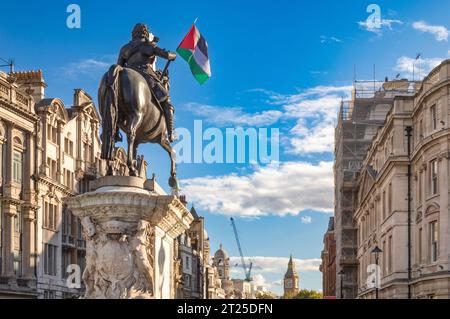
[11,69,46,103]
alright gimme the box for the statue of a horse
[98,64,177,187]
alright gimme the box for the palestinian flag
[177,24,211,85]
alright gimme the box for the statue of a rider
[117,23,177,142]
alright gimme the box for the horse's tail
[100,64,122,161]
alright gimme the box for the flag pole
[193,17,199,25]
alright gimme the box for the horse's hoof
[169,176,177,188]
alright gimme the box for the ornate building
[283,255,299,297]
[0,70,39,298]
[355,60,450,298]
[0,69,110,298]
[320,217,336,298]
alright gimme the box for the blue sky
[2,0,450,295]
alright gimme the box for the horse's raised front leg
[160,138,177,188]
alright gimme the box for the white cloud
[320,35,343,44]
[358,19,403,35]
[187,85,352,155]
[182,161,333,217]
[260,85,353,155]
[183,103,283,126]
[230,256,321,274]
[301,215,312,224]
[394,56,444,79]
[63,56,115,79]
[412,21,449,42]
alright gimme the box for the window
[430,221,438,262]
[12,151,23,183]
[64,138,74,156]
[431,105,437,130]
[14,205,22,234]
[64,169,74,189]
[62,247,72,279]
[44,202,58,231]
[431,160,438,195]
[44,244,58,276]
[13,250,22,277]
[47,124,57,144]
[185,256,190,270]
[47,158,57,180]
[382,191,386,220]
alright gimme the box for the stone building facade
[0,70,39,298]
[333,78,415,298]
[0,69,116,298]
[320,217,336,298]
[355,60,450,298]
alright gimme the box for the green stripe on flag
[176,47,194,63]
[188,58,210,85]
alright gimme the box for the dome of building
[214,244,229,263]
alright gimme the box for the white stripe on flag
[193,47,211,76]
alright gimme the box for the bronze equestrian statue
[99,23,178,187]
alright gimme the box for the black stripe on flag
[196,35,208,58]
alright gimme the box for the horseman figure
[117,23,177,142]
[99,23,179,187]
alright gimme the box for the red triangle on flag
[177,24,198,50]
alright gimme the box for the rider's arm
[144,42,176,61]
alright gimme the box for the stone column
[1,203,16,278]
[21,207,36,280]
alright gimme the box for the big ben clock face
[285,279,293,289]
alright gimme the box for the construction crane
[230,217,252,282]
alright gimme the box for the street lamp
[338,270,344,299]
[371,246,382,299]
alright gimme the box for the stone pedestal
[65,176,193,299]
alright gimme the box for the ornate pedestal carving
[65,176,193,299]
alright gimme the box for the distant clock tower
[284,254,299,297]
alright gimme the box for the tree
[292,289,323,299]
[256,292,277,299]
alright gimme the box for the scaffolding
[333,78,416,298]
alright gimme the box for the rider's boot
[163,100,175,143]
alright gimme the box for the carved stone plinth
[65,176,193,299]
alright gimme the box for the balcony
[0,73,34,113]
